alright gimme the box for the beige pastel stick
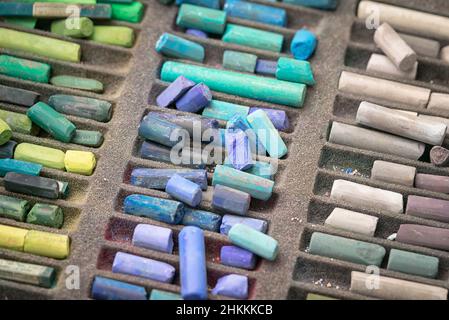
[367,53,417,80]
[371,160,416,187]
[441,46,449,63]
[427,93,449,113]
[419,114,449,145]
[358,1,449,41]
[325,208,379,236]
[356,101,447,145]
[329,122,426,160]
[374,23,417,71]
[338,71,430,108]
[350,271,448,300]
[398,33,440,58]
[330,179,404,214]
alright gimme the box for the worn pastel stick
[430,146,449,167]
[0,84,39,107]
[27,203,64,229]
[220,245,256,270]
[24,230,69,259]
[0,28,81,62]
[139,113,186,147]
[0,109,38,136]
[290,28,317,60]
[149,289,182,300]
[185,29,208,38]
[111,2,144,23]
[176,83,212,113]
[50,75,104,93]
[226,114,265,154]
[156,75,195,108]
[112,252,175,283]
[64,150,96,175]
[176,0,220,9]
[223,50,258,73]
[132,224,174,253]
[0,194,30,222]
[182,208,221,232]
[202,100,249,121]
[0,140,17,159]
[161,61,307,108]
[140,141,206,169]
[212,184,251,216]
[91,276,147,300]
[396,224,449,251]
[276,57,315,85]
[50,17,94,38]
[324,208,378,236]
[239,160,275,180]
[229,223,278,260]
[0,55,50,83]
[71,130,103,147]
[387,249,439,279]
[152,112,219,137]
[398,33,440,58]
[309,232,386,266]
[179,226,208,300]
[415,173,449,194]
[131,168,208,190]
[177,4,227,35]
[14,143,66,170]
[155,33,205,63]
[0,119,12,145]
[406,195,449,223]
[124,194,185,224]
[0,258,56,288]
[367,53,417,80]
[255,59,277,76]
[0,224,28,251]
[223,24,284,53]
[48,94,112,123]
[56,180,69,199]
[283,0,337,10]
[27,102,76,143]
[220,214,267,235]
[371,160,416,187]
[249,107,289,132]
[306,294,337,300]
[225,130,253,171]
[89,26,134,48]
[3,17,37,29]
[4,172,60,199]
[224,0,286,27]
[212,274,248,299]
[165,174,202,207]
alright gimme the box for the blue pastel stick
[227,114,266,155]
[156,75,195,108]
[131,168,208,190]
[212,184,251,216]
[165,174,202,207]
[176,0,220,9]
[179,226,208,300]
[224,0,287,27]
[149,289,183,300]
[220,214,267,235]
[290,28,317,60]
[155,33,205,62]
[283,0,338,10]
[176,83,212,113]
[255,59,277,75]
[182,208,222,232]
[186,29,208,38]
[140,141,206,169]
[112,252,175,283]
[220,245,256,270]
[132,224,174,253]
[225,130,254,171]
[91,276,147,300]
[138,113,187,147]
[0,159,42,177]
[212,274,248,299]
[124,194,185,224]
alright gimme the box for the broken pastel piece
[255,59,277,76]
[91,276,147,300]
[156,75,195,108]
[0,84,39,107]
[26,203,64,229]
[290,28,317,60]
[138,113,187,147]
[149,289,182,300]
[124,194,185,224]
[202,100,249,121]
[50,75,104,93]
[51,17,94,38]
[212,184,251,216]
[225,130,253,171]
[0,194,30,222]
[165,174,202,207]
[89,26,135,48]
[4,172,60,199]
[0,141,17,159]
[185,28,208,38]
[220,245,256,270]
[132,224,174,253]
[176,4,226,35]
[220,214,267,235]
[249,107,289,132]
[223,50,258,73]
[131,168,208,190]
[0,258,56,288]
[176,83,212,113]
[0,55,50,83]
[71,130,104,147]
[212,274,248,299]
[181,208,221,232]
[155,32,205,62]
[48,94,112,123]
[64,150,96,175]
[276,57,315,85]
[0,119,12,145]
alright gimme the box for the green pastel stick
[21,0,96,3]
[0,258,56,288]
[50,75,104,93]
[0,194,30,222]
[0,109,39,135]
[71,129,104,147]
[276,57,315,85]
[51,17,94,38]
[89,26,135,48]
[0,119,12,145]
[0,55,51,83]
[3,18,37,29]
[306,293,337,300]
[223,50,257,73]
[222,24,284,53]
[100,0,134,3]
[14,142,66,170]
[48,94,112,122]
[387,249,439,279]
[26,203,64,229]
[0,28,81,62]
[111,2,144,23]
[176,4,227,35]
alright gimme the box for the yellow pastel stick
[64,150,96,175]
[0,224,28,251]
[24,230,70,259]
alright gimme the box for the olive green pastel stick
[0,55,51,83]
[50,17,94,38]
[14,142,66,170]
[0,119,12,145]
[3,17,37,29]
[71,129,104,147]
[89,26,135,48]
[0,258,56,288]
[110,2,144,23]
[50,75,104,93]
[26,203,64,229]
[0,109,39,135]
[0,28,81,62]
[0,194,30,222]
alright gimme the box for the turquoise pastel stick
[176,4,227,35]
[387,249,439,279]
[160,61,307,107]
[228,223,278,260]
[212,165,274,201]
[225,159,274,180]
[276,57,315,85]
[222,24,284,53]
[223,50,257,73]
[246,109,287,159]
[155,33,205,62]
[202,100,249,121]
[283,0,338,10]
[149,289,182,300]
[124,194,185,224]
[176,0,220,9]
[0,159,42,177]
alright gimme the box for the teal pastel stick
[202,100,249,121]
[161,61,307,107]
[0,159,42,177]
[155,33,205,63]
[225,159,274,180]
[276,57,315,85]
[387,249,439,279]
[246,109,287,159]
[228,223,278,260]
[176,4,227,35]
[149,289,182,300]
[282,0,338,10]
[0,3,33,16]
[309,232,386,266]
[181,208,222,232]
[212,165,274,200]
[222,24,284,53]
[124,194,185,224]
[0,55,50,83]
[223,50,257,73]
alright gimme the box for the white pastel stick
[350,271,448,300]
[367,53,417,80]
[371,160,416,187]
[396,110,418,118]
[398,33,440,58]
[441,46,449,63]
[427,93,449,113]
[356,101,447,145]
[374,23,417,71]
[325,208,379,236]
[419,114,449,146]
[329,122,426,160]
[358,1,449,41]
[338,71,430,108]
[330,179,404,214]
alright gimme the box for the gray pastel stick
[0,84,40,106]
[371,160,416,187]
[356,101,447,146]
[366,53,417,80]
[415,173,449,194]
[324,208,378,236]
[396,224,449,251]
[398,33,440,58]
[406,195,449,223]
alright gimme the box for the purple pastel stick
[225,130,253,171]
[166,174,202,207]
[255,59,277,76]
[132,224,174,253]
[415,173,449,194]
[220,214,267,235]
[156,75,195,108]
[249,107,290,131]
[220,245,256,270]
[211,274,248,299]
[176,83,212,113]
[212,184,251,216]
[186,29,208,38]
[406,195,449,223]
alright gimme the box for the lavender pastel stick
[156,75,195,108]
[406,195,449,223]
[176,83,212,113]
[225,130,253,171]
[255,59,277,75]
[166,174,202,207]
[249,107,290,132]
[220,245,256,270]
[211,274,248,299]
[212,184,251,216]
[112,252,175,283]
[415,173,449,194]
[220,214,267,235]
[132,224,174,253]
[131,168,208,190]
[186,29,208,38]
